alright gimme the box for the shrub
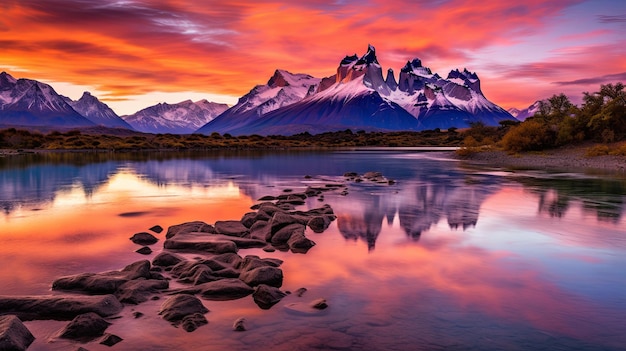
[501,120,551,153]
[585,145,610,157]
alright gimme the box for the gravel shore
[455,146,626,174]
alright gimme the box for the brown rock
[252,284,287,310]
[239,266,283,288]
[166,221,215,239]
[58,312,110,340]
[129,232,158,245]
[0,315,35,351]
[214,220,249,237]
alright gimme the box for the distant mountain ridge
[198,45,516,135]
[0,71,94,127]
[122,99,229,134]
[63,91,133,129]
[508,101,541,121]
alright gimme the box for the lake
[1,149,625,351]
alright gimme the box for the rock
[159,295,208,324]
[166,221,215,239]
[57,312,110,340]
[149,225,163,233]
[115,279,169,304]
[363,171,383,179]
[214,220,249,237]
[248,221,270,241]
[0,295,123,320]
[232,317,246,331]
[197,279,254,301]
[311,298,328,310]
[0,315,35,351]
[239,266,283,288]
[177,265,218,285]
[271,223,305,245]
[52,260,151,294]
[288,232,316,253]
[307,216,331,233]
[343,172,358,177]
[239,256,282,273]
[132,311,144,318]
[181,313,208,332]
[164,233,238,254]
[252,285,287,310]
[257,195,276,201]
[99,333,123,347]
[295,287,307,297]
[129,232,158,245]
[152,251,185,267]
[135,246,152,255]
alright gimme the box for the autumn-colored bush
[501,120,551,153]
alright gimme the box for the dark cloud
[597,14,626,23]
[490,62,585,79]
[554,72,626,85]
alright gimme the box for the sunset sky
[1,0,625,115]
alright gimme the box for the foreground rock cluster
[0,185,339,350]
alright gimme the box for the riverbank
[455,145,626,173]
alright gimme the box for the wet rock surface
[57,312,110,340]
[0,315,35,351]
[159,295,209,331]
[129,232,159,245]
[0,295,123,321]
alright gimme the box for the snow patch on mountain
[123,99,228,134]
[65,92,134,129]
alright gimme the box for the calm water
[1,149,625,351]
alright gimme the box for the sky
[1,0,625,115]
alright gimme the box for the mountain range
[122,99,228,134]
[1,46,520,135]
[198,45,515,135]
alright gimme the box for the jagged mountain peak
[340,54,359,66]
[0,71,17,86]
[355,44,379,66]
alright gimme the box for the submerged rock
[239,266,283,288]
[52,260,152,294]
[159,295,209,330]
[181,313,208,332]
[252,284,287,310]
[99,333,123,346]
[130,232,158,245]
[57,312,110,340]
[232,317,246,331]
[0,315,35,351]
[0,295,123,320]
[135,246,152,255]
[149,225,164,234]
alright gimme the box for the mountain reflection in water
[1,149,625,350]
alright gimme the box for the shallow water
[1,149,625,351]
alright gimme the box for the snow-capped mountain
[196,70,321,135]
[64,92,134,129]
[508,101,541,121]
[0,72,94,127]
[197,45,515,136]
[123,99,229,134]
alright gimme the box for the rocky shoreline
[0,172,395,350]
[455,146,626,173]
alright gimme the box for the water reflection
[1,150,625,350]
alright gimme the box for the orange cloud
[1,0,623,113]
